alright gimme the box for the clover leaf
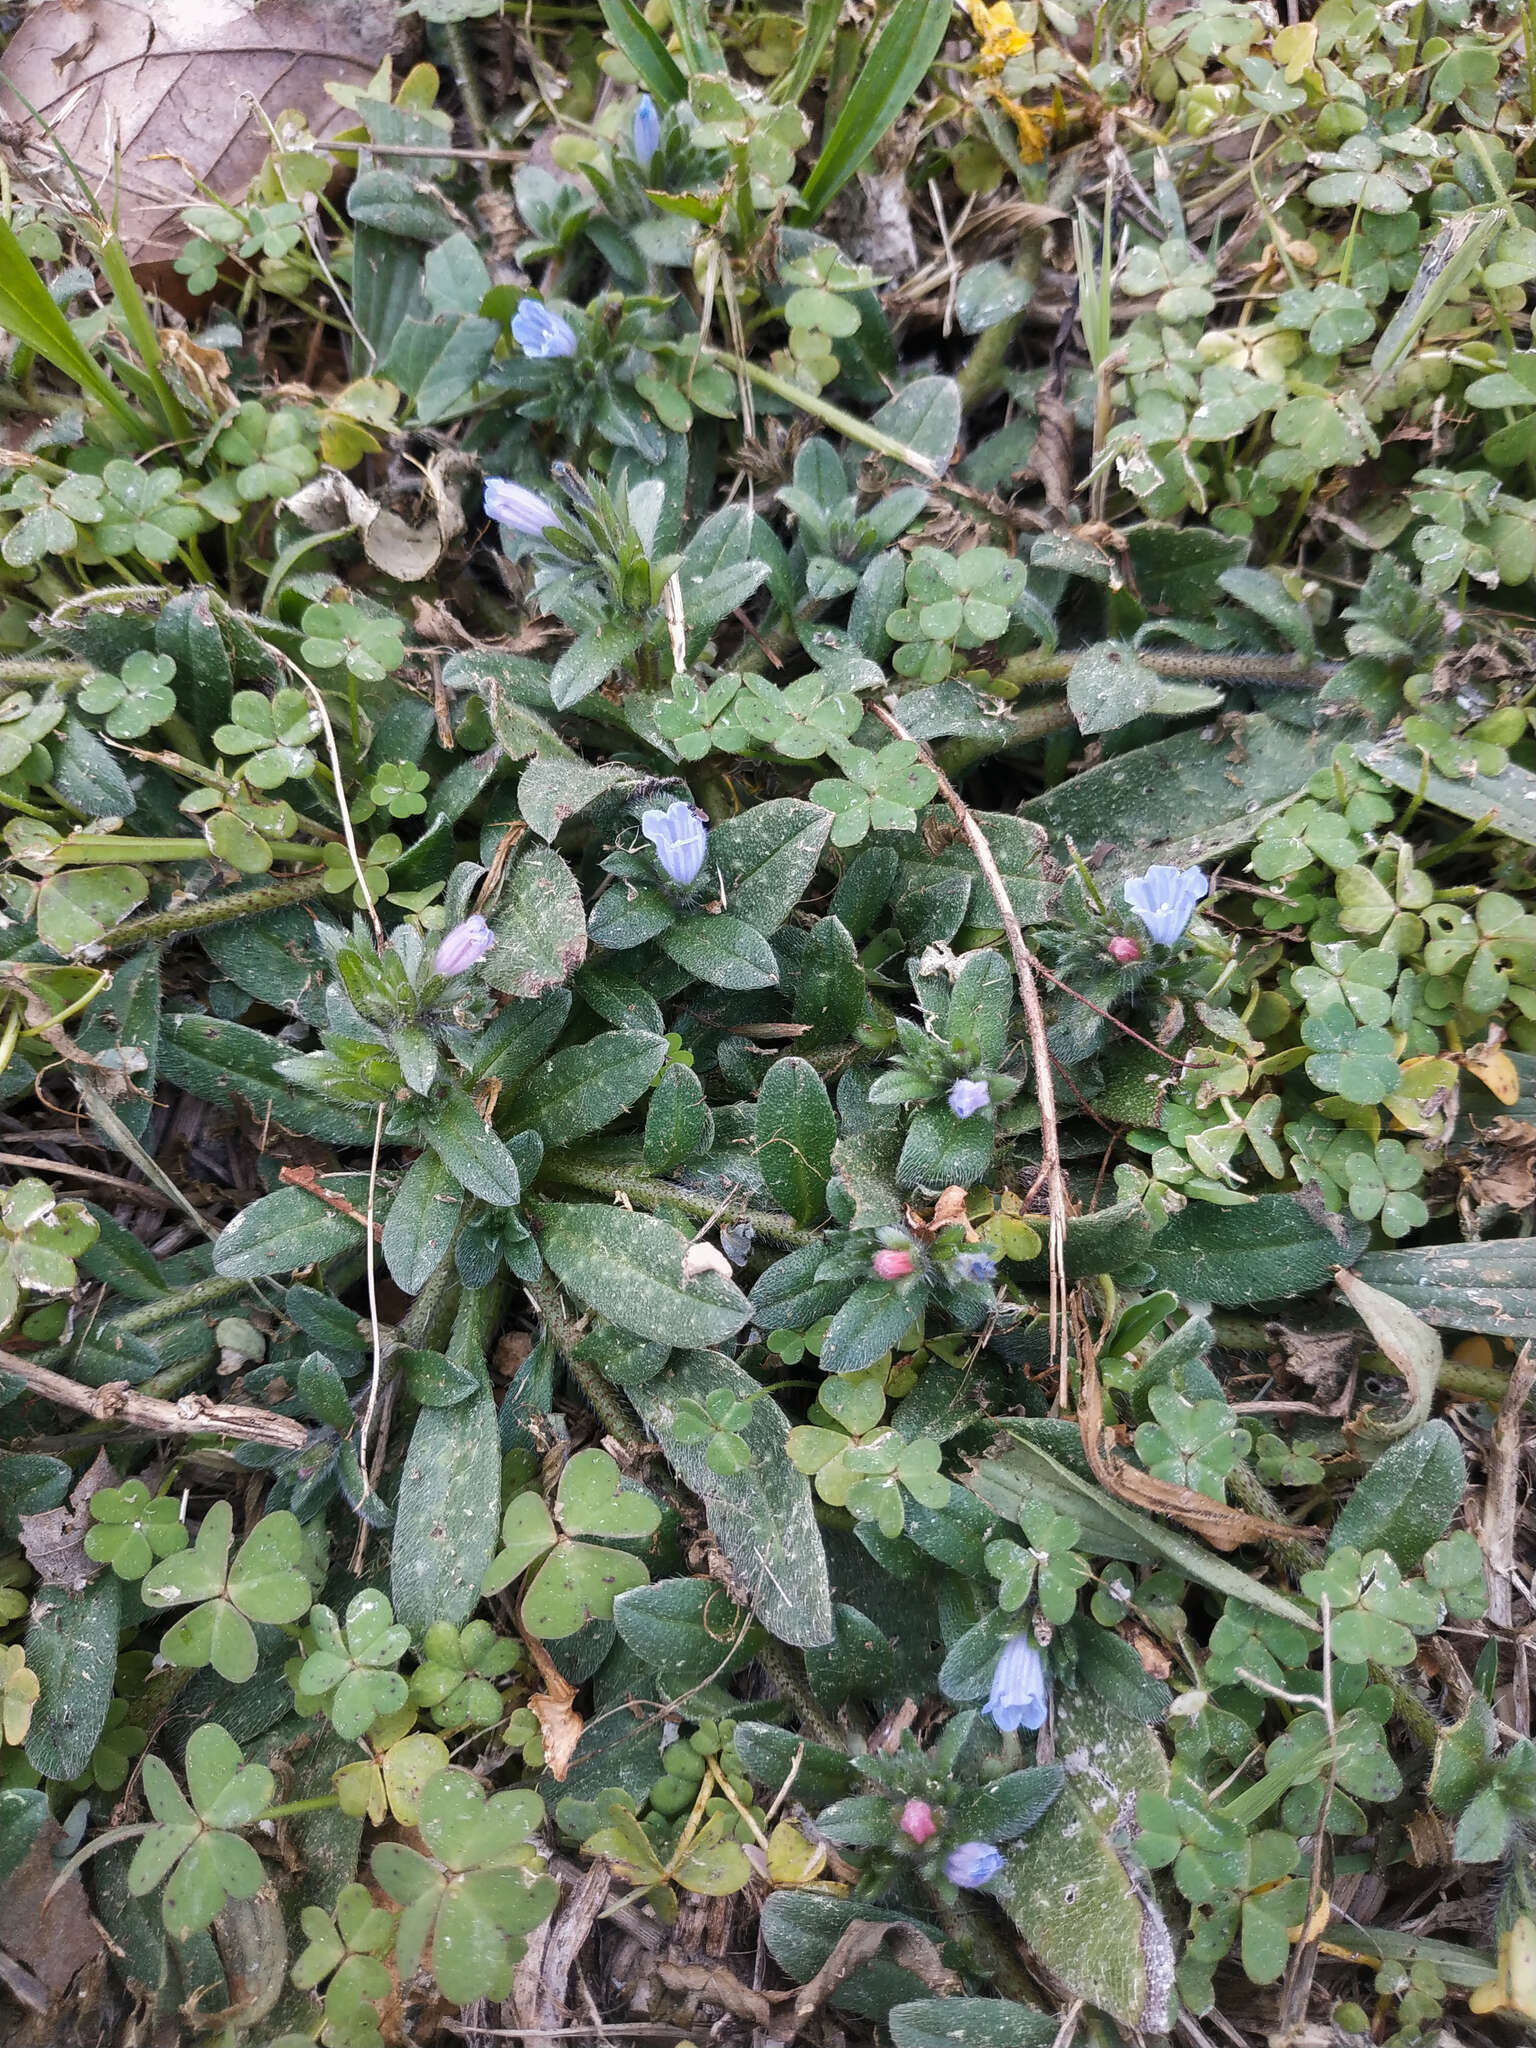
[126,1723,274,1940]
[371,1766,557,2004]
[142,1501,313,1683]
[408,1619,520,1729]
[984,1503,1091,1625]
[482,1449,660,1639]
[292,1881,397,2048]
[298,1590,411,1740]
[810,741,938,847]
[0,470,104,565]
[0,1178,98,1333]
[94,459,205,563]
[213,687,320,788]
[1423,1530,1489,1623]
[84,1478,190,1581]
[671,1388,756,1477]
[366,759,430,819]
[1135,1764,1248,1903]
[1300,1004,1402,1105]
[333,1708,450,1827]
[1134,1386,1252,1501]
[77,651,178,739]
[300,602,406,685]
[1300,1546,1442,1666]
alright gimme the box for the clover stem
[257,1796,341,1821]
[526,1269,644,1446]
[538,1153,818,1247]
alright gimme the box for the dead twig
[1481,1341,1536,1629]
[0,1347,308,1450]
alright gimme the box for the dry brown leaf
[18,1447,115,1591]
[1075,1312,1312,1552]
[0,1816,100,1999]
[517,1627,584,1781]
[791,1919,960,2032]
[1458,1114,1536,1238]
[1026,389,1077,522]
[0,0,402,275]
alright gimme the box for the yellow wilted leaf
[766,1820,827,1886]
[1470,1916,1536,2019]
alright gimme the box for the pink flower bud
[1107,935,1143,965]
[900,1798,937,1844]
[872,1248,915,1280]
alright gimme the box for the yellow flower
[1471,1917,1536,2021]
[967,0,1032,76]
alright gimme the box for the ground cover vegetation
[0,0,1534,2042]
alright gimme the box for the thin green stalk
[42,836,323,867]
[0,658,91,684]
[539,1152,817,1245]
[999,649,1340,690]
[755,1638,842,1747]
[103,870,331,948]
[528,1269,644,1445]
[707,348,944,481]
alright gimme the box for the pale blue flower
[948,1077,991,1119]
[987,1634,1048,1734]
[641,799,708,886]
[633,94,661,171]
[952,1249,997,1286]
[511,299,578,359]
[484,478,560,537]
[1123,864,1209,947]
[433,914,495,977]
[944,1841,1005,1888]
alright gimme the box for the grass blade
[597,0,688,106]
[793,0,952,224]
[0,217,153,445]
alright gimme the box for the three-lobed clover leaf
[1204,1601,1315,1692]
[366,759,430,819]
[984,1503,1091,1625]
[94,459,205,564]
[300,601,407,685]
[293,1881,397,2048]
[0,1178,98,1332]
[126,1723,275,1940]
[371,1766,557,2004]
[809,741,938,847]
[213,687,321,789]
[1300,1546,1442,1666]
[481,1448,660,1639]
[333,1706,449,1827]
[787,1370,949,1539]
[298,1589,411,1740]
[1135,1764,1248,1904]
[1300,1004,1402,1106]
[0,470,104,565]
[85,1478,190,1581]
[141,1500,313,1683]
[670,1389,755,1477]
[77,651,178,739]
[409,1620,521,1730]
[1134,1386,1252,1501]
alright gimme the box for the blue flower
[633,93,661,171]
[641,799,708,886]
[1123,865,1209,947]
[987,1634,1048,1734]
[948,1077,991,1119]
[952,1249,997,1286]
[433,914,495,978]
[944,1841,1005,1889]
[511,299,578,359]
[484,478,560,537]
